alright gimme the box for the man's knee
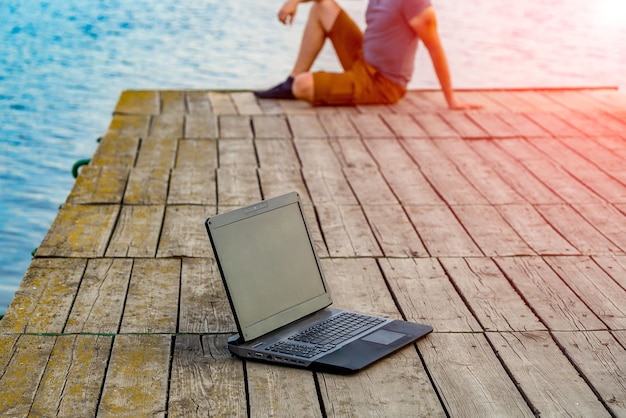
[293,73,315,102]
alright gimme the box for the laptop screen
[207,193,332,341]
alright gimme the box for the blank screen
[211,202,327,337]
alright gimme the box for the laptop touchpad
[362,329,405,345]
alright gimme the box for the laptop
[204,191,432,374]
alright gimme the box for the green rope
[71,158,91,178]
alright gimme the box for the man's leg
[255,0,341,101]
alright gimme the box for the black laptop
[204,191,432,374]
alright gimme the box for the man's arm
[278,0,322,25]
[409,7,480,110]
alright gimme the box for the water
[1,0,625,314]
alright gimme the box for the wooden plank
[343,167,398,204]
[0,335,56,417]
[91,115,147,167]
[316,204,381,257]
[37,204,119,257]
[403,91,441,112]
[65,258,132,334]
[185,91,212,115]
[208,91,237,115]
[252,115,291,138]
[361,204,428,257]
[160,90,186,115]
[30,335,113,417]
[184,114,218,138]
[524,111,583,137]
[157,205,216,258]
[440,257,545,332]
[552,331,626,417]
[480,91,539,112]
[294,139,341,169]
[135,137,178,169]
[466,112,520,138]
[318,258,445,416]
[468,140,563,204]
[593,255,626,289]
[536,204,622,255]
[168,166,217,205]
[123,167,170,204]
[255,138,300,168]
[420,333,534,417]
[287,114,328,139]
[148,113,184,141]
[217,167,262,207]
[318,113,359,137]
[66,166,129,204]
[218,138,258,168]
[561,111,626,137]
[247,363,322,417]
[495,112,551,137]
[434,138,527,205]
[231,91,264,115]
[169,335,247,416]
[363,138,417,169]
[179,258,235,333]
[379,258,482,332]
[513,91,569,112]
[350,114,395,139]
[454,91,510,112]
[98,335,171,417]
[439,112,488,139]
[330,138,377,168]
[219,115,253,139]
[382,113,429,138]
[573,203,626,252]
[380,166,445,205]
[402,139,489,205]
[302,167,358,205]
[452,205,534,256]
[412,113,459,138]
[176,139,216,171]
[494,256,606,331]
[105,205,165,257]
[303,204,329,258]
[120,259,180,334]
[545,256,626,330]
[560,136,626,185]
[258,168,310,204]
[486,331,610,417]
[496,204,580,255]
[405,205,483,257]
[115,90,159,115]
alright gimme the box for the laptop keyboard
[266,312,386,358]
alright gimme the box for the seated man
[255,0,478,109]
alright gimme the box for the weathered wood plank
[184,114,219,139]
[217,167,262,207]
[294,139,341,169]
[380,166,444,205]
[30,335,113,417]
[90,115,148,166]
[255,138,300,168]
[494,256,606,331]
[302,167,358,205]
[66,166,129,204]
[179,258,235,333]
[440,257,545,332]
[98,335,171,417]
[231,91,264,115]
[106,205,164,257]
[247,363,322,417]
[452,205,535,256]
[123,167,170,204]
[422,332,534,417]
[545,256,626,329]
[412,113,459,138]
[185,91,212,115]
[466,112,521,138]
[496,204,580,255]
[147,113,184,141]
[559,136,626,185]
[573,203,626,252]
[382,113,430,138]
[168,167,217,205]
[552,331,626,417]
[318,113,359,137]
[343,167,398,204]
[303,204,329,258]
[120,259,180,334]
[135,136,178,169]
[169,335,247,417]
[160,90,186,115]
[65,259,132,334]
[157,205,216,258]
[524,111,583,137]
[350,114,395,138]
[363,138,417,169]
[288,114,328,139]
[316,204,381,257]
[0,335,56,417]
[379,258,482,332]
[115,90,159,115]
[208,91,237,115]
[486,331,610,417]
[593,255,626,289]
[439,112,488,138]
[361,204,428,257]
[258,168,311,204]
[330,137,377,168]
[252,115,291,138]
[495,112,551,137]
[405,205,483,257]
[37,205,119,257]
[219,115,253,138]
[218,138,258,168]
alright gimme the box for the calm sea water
[1,0,625,314]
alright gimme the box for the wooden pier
[1,88,625,417]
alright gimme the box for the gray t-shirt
[363,0,432,86]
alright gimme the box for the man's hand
[278,0,300,25]
[448,98,483,111]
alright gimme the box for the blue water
[1,0,625,314]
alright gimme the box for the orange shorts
[312,10,406,106]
